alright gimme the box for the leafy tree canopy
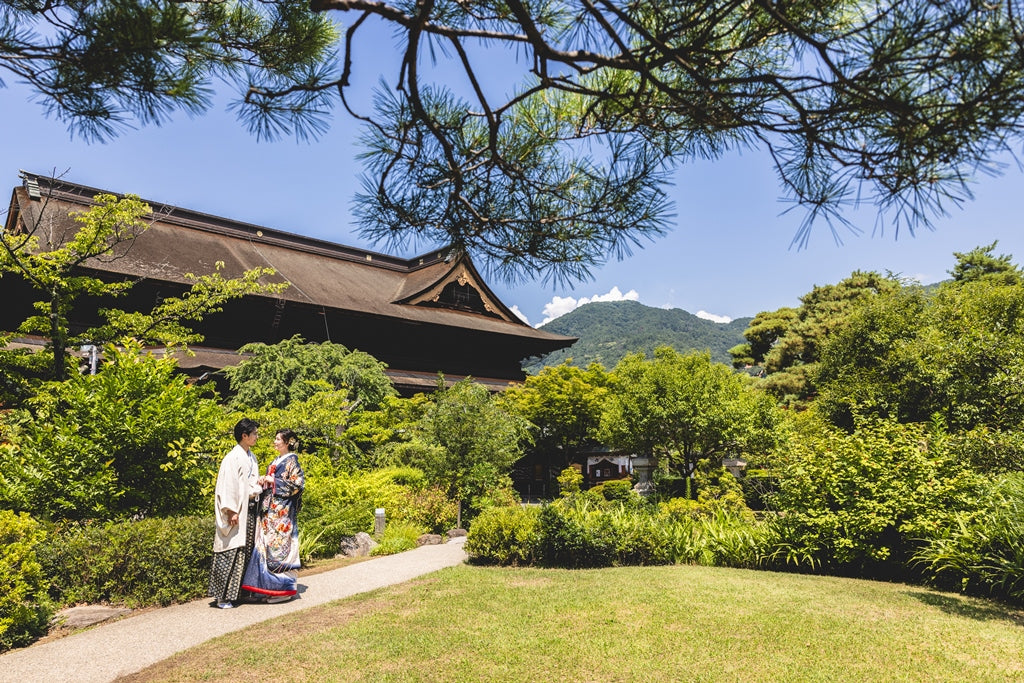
[397,378,531,511]
[223,334,396,411]
[948,241,1023,286]
[0,0,338,141]
[732,270,900,405]
[0,193,148,381]
[0,341,223,520]
[499,361,610,462]
[7,2,1024,282]
[817,247,1024,435]
[0,191,288,386]
[600,347,780,480]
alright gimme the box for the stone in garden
[417,534,443,546]
[337,532,378,557]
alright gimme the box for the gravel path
[0,538,468,683]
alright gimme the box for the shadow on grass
[902,589,1024,627]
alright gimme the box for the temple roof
[6,172,574,348]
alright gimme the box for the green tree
[817,252,1024,434]
[600,348,780,488]
[948,241,1023,286]
[7,3,1024,281]
[223,334,396,411]
[0,1,337,141]
[0,342,223,520]
[499,361,610,469]
[0,193,147,381]
[728,307,799,368]
[400,379,531,516]
[733,271,900,404]
[0,191,286,384]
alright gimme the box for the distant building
[3,172,576,394]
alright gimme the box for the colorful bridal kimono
[242,452,305,600]
[209,444,263,603]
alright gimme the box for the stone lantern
[630,455,656,498]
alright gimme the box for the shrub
[605,505,671,565]
[949,427,1024,475]
[466,481,520,523]
[689,511,775,569]
[2,344,222,520]
[465,505,540,565]
[556,466,582,496]
[589,479,638,504]
[393,486,459,534]
[298,467,456,558]
[298,476,375,559]
[37,516,215,608]
[768,415,985,579]
[465,496,773,570]
[536,499,615,568]
[0,510,52,652]
[914,473,1024,604]
[371,521,424,556]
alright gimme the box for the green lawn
[126,564,1024,682]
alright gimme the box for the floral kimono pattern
[241,452,305,599]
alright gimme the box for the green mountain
[524,300,752,372]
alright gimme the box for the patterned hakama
[209,499,258,603]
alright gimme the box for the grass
[124,564,1024,682]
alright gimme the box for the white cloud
[696,310,732,324]
[509,305,531,325]
[538,286,640,326]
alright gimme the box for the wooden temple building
[3,172,576,395]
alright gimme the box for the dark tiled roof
[7,172,574,347]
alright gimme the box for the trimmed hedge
[37,516,215,608]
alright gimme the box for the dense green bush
[298,475,377,558]
[663,510,775,569]
[536,499,617,568]
[949,427,1024,475]
[37,516,215,608]
[768,415,986,579]
[605,504,671,565]
[588,479,638,503]
[465,505,541,565]
[1,344,222,520]
[393,486,460,534]
[914,473,1024,604]
[0,510,52,652]
[467,497,773,570]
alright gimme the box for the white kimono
[212,444,263,553]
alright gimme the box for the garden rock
[446,528,468,539]
[417,534,443,546]
[52,605,132,633]
[337,532,378,558]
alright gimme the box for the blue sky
[4,19,1024,327]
